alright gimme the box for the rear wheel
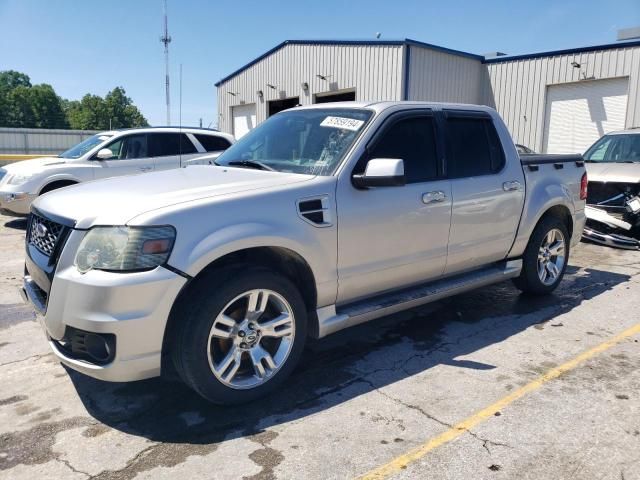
[513,216,569,295]
[172,267,307,404]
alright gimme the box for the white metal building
[216,38,640,153]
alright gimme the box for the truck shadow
[67,264,629,447]
[3,218,27,230]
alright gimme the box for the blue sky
[1,0,639,127]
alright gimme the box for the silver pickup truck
[22,102,587,404]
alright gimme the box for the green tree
[27,84,69,128]
[65,94,108,129]
[0,70,31,90]
[104,87,148,129]
[0,71,32,126]
[0,70,149,129]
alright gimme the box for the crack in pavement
[56,457,91,478]
[0,352,52,368]
[365,379,511,457]
[87,442,157,480]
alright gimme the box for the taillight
[580,172,588,200]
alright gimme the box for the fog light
[84,333,112,363]
[6,192,28,202]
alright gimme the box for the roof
[215,39,484,87]
[484,39,640,63]
[97,127,233,140]
[114,126,220,133]
[215,38,640,87]
[607,128,640,136]
[281,100,497,115]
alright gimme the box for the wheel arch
[39,178,79,195]
[161,246,318,374]
[511,198,575,257]
[538,204,573,239]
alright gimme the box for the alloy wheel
[537,228,566,286]
[206,289,295,389]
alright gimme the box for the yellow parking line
[356,322,640,480]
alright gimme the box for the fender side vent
[297,195,332,227]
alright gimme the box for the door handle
[139,166,153,172]
[422,191,447,204]
[503,180,522,192]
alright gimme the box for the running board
[316,260,522,338]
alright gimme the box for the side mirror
[96,148,114,160]
[352,158,405,189]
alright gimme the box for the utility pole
[160,0,172,125]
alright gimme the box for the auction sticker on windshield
[320,116,365,131]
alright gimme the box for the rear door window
[148,133,197,156]
[444,113,505,177]
[195,134,232,152]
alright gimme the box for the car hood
[1,157,68,175]
[586,162,640,183]
[33,166,314,229]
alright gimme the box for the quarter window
[195,134,232,152]
[445,115,505,178]
[367,116,439,183]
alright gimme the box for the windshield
[58,134,113,159]
[584,134,640,163]
[216,108,373,175]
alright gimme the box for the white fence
[0,127,99,155]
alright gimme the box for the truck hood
[585,162,640,183]
[33,166,313,228]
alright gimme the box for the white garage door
[232,103,256,139]
[543,78,629,154]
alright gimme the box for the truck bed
[519,153,584,168]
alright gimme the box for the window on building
[445,115,505,178]
[195,134,232,152]
[367,116,439,183]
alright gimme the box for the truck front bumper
[0,190,36,216]
[23,253,188,382]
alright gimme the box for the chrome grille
[28,214,64,257]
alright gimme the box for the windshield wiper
[227,160,275,171]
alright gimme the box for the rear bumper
[571,209,587,247]
[0,191,36,216]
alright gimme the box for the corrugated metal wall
[407,46,484,104]
[0,128,98,154]
[217,43,405,133]
[485,45,640,152]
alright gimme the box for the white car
[0,127,234,216]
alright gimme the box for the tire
[172,266,308,405]
[513,215,570,295]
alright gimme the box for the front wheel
[172,267,308,404]
[513,216,569,295]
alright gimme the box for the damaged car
[583,129,640,249]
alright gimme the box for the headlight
[7,173,34,185]
[75,226,176,273]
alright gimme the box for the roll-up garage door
[543,78,629,154]
[232,103,256,139]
